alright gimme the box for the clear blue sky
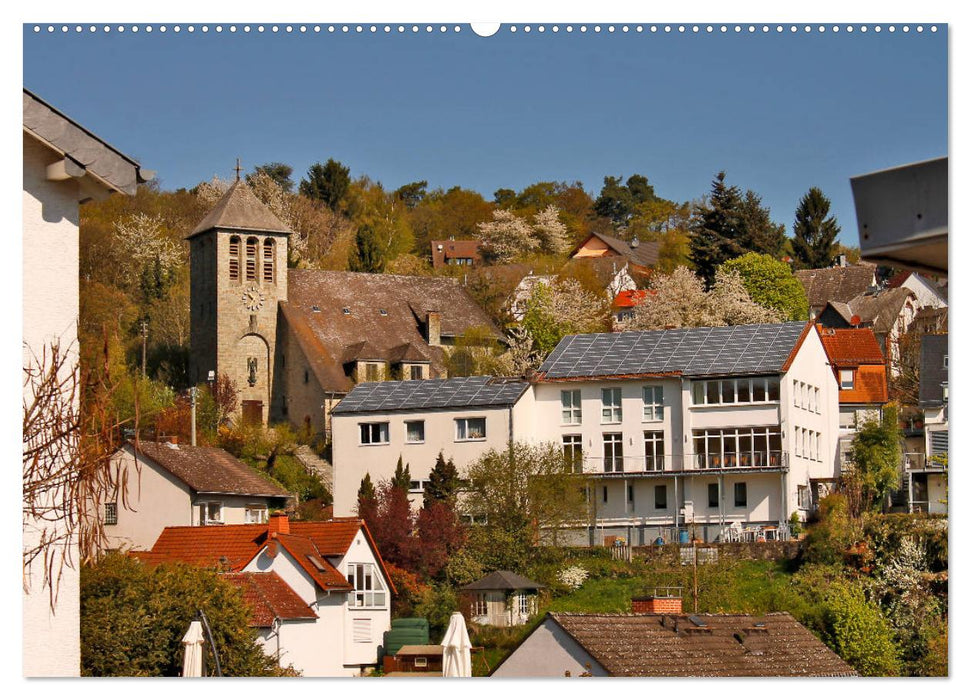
[23,24,947,246]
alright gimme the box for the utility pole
[190,386,198,447]
[141,320,148,378]
[692,542,699,613]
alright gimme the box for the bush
[821,581,901,676]
[803,493,858,565]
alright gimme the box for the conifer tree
[348,223,385,273]
[792,187,841,269]
[356,473,378,525]
[391,456,412,492]
[425,451,461,504]
[689,172,748,284]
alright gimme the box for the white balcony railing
[579,451,788,475]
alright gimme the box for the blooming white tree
[532,205,570,255]
[477,209,539,263]
[112,213,183,288]
[522,277,609,355]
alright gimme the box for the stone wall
[632,540,803,565]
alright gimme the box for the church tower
[188,177,291,425]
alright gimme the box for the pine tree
[356,473,378,525]
[298,158,350,211]
[792,187,841,269]
[425,451,461,504]
[348,224,385,273]
[738,190,786,257]
[391,456,412,492]
[689,172,747,284]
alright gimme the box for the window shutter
[352,618,371,643]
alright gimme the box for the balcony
[582,452,788,476]
[902,452,947,471]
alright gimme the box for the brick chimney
[632,596,683,614]
[426,311,442,347]
[268,511,290,536]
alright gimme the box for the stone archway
[236,332,271,424]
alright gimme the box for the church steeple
[187,178,292,239]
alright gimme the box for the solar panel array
[537,322,808,380]
[331,375,529,415]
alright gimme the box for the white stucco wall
[334,531,392,669]
[491,617,607,677]
[22,132,84,677]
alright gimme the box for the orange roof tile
[817,326,886,366]
[612,289,649,309]
[839,365,889,405]
[273,533,351,591]
[222,572,318,627]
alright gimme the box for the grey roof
[23,88,153,196]
[536,322,809,381]
[331,376,529,415]
[572,231,661,269]
[918,334,948,407]
[188,178,292,238]
[462,570,545,591]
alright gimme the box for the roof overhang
[851,157,947,275]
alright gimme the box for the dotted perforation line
[32,24,939,35]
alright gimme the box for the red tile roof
[273,533,351,591]
[840,365,889,405]
[612,289,649,309]
[222,572,318,627]
[817,326,886,365]
[431,239,482,268]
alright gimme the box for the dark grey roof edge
[461,570,546,591]
[331,376,529,415]
[23,88,153,194]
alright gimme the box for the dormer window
[379,309,388,316]
[229,236,240,280]
[839,369,854,390]
[342,307,351,315]
[311,305,321,313]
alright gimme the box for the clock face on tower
[242,286,265,311]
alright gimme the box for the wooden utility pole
[693,542,699,613]
[190,386,198,447]
[141,320,148,378]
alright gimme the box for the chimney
[426,311,442,347]
[632,596,683,614]
[268,511,290,536]
[838,254,847,267]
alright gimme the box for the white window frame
[643,430,665,471]
[692,377,780,406]
[814,387,820,414]
[455,416,487,441]
[199,501,223,525]
[347,562,387,609]
[601,388,622,423]
[603,432,624,472]
[840,369,855,390]
[562,434,583,472]
[518,593,532,617]
[561,389,582,424]
[244,505,268,524]
[642,385,663,422]
[405,420,425,444]
[473,592,488,617]
[360,422,390,445]
[104,502,118,526]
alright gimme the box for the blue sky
[23,24,947,245]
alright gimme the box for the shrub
[822,581,901,676]
[556,565,589,591]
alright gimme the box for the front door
[241,400,263,426]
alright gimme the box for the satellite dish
[850,315,862,327]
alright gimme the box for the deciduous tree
[348,223,385,273]
[521,278,609,355]
[719,252,809,320]
[477,209,539,263]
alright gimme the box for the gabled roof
[222,572,318,627]
[23,88,153,196]
[795,263,877,312]
[537,613,857,677]
[612,289,649,309]
[332,376,529,415]
[272,533,352,591]
[126,441,291,498]
[461,570,545,591]
[841,287,916,335]
[817,327,885,366]
[535,322,810,381]
[431,239,482,268]
[919,334,948,407]
[571,231,661,270]
[282,270,499,393]
[187,178,292,238]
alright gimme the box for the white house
[22,88,151,676]
[914,333,948,514]
[886,270,948,311]
[103,440,292,552]
[528,322,840,545]
[330,376,533,516]
[137,514,394,676]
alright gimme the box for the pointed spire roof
[187,178,292,238]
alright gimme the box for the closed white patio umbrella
[181,620,205,677]
[440,611,472,677]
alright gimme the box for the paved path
[294,444,334,493]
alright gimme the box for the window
[245,505,268,524]
[455,417,486,441]
[347,563,387,608]
[360,422,390,445]
[229,236,240,280]
[561,390,582,424]
[944,355,948,369]
[643,431,665,471]
[654,485,668,510]
[627,484,635,505]
[104,502,117,526]
[602,486,609,503]
[839,369,855,390]
[814,387,820,413]
[798,485,811,510]
[245,237,258,281]
[365,363,381,382]
[562,435,583,472]
[692,377,781,405]
[405,420,425,444]
[518,594,532,617]
[794,427,802,458]
[603,433,624,472]
[693,426,782,468]
[414,657,428,668]
[601,388,622,423]
[409,365,424,380]
[642,385,663,421]
[199,502,223,525]
[409,480,427,494]
[809,431,816,461]
[473,592,488,616]
[793,381,801,407]
[767,377,780,401]
[352,618,372,643]
[708,483,720,509]
[262,239,274,282]
[303,369,310,385]
[734,482,747,507]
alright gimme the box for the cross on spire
[234,157,242,182]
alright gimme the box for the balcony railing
[902,453,947,471]
[582,452,788,475]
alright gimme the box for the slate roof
[571,232,661,270]
[332,376,529,415]
[431,239,482,268]
[23,88,153,196]
[535,322,811,381]
[128,441,291,498]
[222,572,318,627]
[282,270,500,393]
[187,178,292,238]
[919,334,948,407]
[795,264,877,312]
[543,612,858,677]
[462,570,545,591]
[821,288,917,336]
